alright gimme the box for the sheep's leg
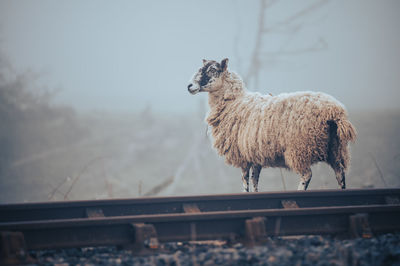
[334,168,346,189]
[241,164,251,192]
[297,169,312,190]
[251,164,262,192]
[327,123,347,190]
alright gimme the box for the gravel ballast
[30,233,400,266]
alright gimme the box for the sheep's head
[188,58,229,95]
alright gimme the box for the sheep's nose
[187,84,194,93]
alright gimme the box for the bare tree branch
[243,0,330,90]
[64,156,109,200]
[48,179,69,201]
[279,168,287,191]
[369,152,388,188]
[143,176,175,197]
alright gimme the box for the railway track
[1,188,400,264]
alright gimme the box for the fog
[0,0,399,203]
[1,0,400,112]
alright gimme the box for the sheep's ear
[221,58,229,71]
[202,59,208,65]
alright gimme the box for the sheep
[187,58,357,192]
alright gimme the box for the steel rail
[1,188,399,222]
[1,204,400,250]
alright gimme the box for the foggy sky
[0,0,399,113]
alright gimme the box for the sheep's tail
[335,119,357,143]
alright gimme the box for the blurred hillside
[0,55,87,201]
[0,68,399,203]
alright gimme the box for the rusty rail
[1,189,400,264]
[2,204,400,247]
[1,188,399,222]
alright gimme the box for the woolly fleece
[206,71,357,176]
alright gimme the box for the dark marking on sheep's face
[188,58,229,94]
[199,61,222,87]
